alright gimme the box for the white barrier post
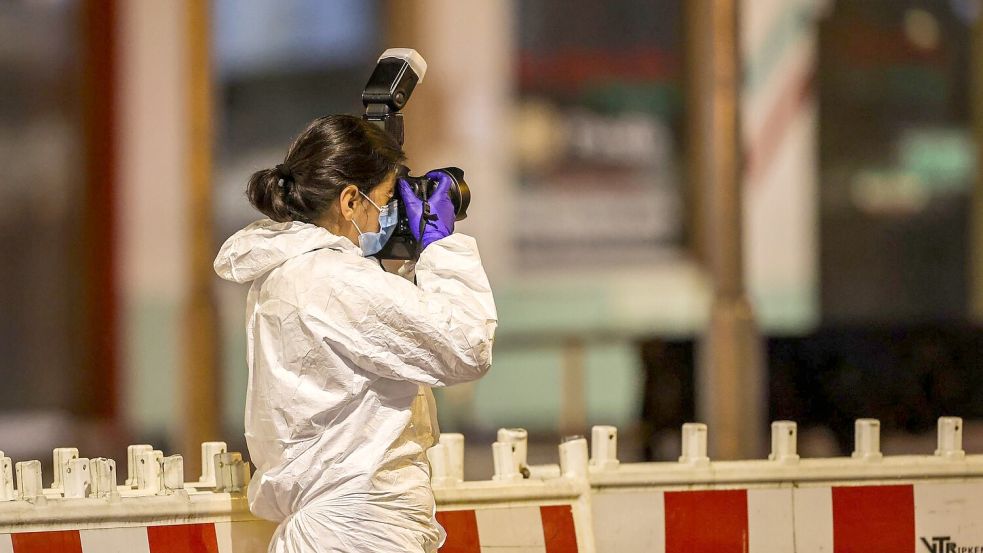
[90,458,119,500]
[136,450,164,494]
[16,460,43,502]
[768,421,800,464]
[52,447,79,491]
[0,455,12,501]
[163,455,186,492]
[679,423,710,466]
[852,418,883,461]
[213,452,250,492]
[63,458,91,499]
[428,443,453,486]
[492,442,522,482]
[590,426,620,471]
[497,428,529,477]
[198,442,227,487]
[935,416,965,460]
[559,436,589,479]
[439,433,465,484]
[125,445,153,488]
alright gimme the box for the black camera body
[361,49,471,260]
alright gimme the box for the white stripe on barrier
[592,490,664,553]
[79,526,150,553]
[214,520,279,553]
[0,534,11,553]
[214,521,233,553]
[748,488,793,553]
[791,486,832,552]
[474,505,545,551]
[915,481,983,548]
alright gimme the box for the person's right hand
[398,171,457,250]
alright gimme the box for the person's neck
[315,214,359,246]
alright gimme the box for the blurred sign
[514,1,685,271]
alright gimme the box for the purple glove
[397,170,456,250]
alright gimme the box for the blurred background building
[1,0,982,480]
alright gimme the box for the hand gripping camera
[360,48,470,260]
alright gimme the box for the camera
[361,48,471,260]
[379,166,471,259]
[397,166,470,218]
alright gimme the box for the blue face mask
[352,191,397,257]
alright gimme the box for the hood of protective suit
[214,219,357,283]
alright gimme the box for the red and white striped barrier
[436,504,580,553]
[0,500,584,553]
[0,436,594,553]
[0,441,274,553]
[583,417,983,553]
[433,435,594,552]
[593,481,983,552]
[0,520,275,553]
[5,417,983,552]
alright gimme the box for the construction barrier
[3,417,982,552]
[430,435,594,553]
[0,436,594,553]
[509,417,983,553]
[0,442,275,552]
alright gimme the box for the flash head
[361,48,427,144]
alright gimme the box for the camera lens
[400,167,470,221]
[432,167,470,221]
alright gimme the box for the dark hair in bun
[246,114,405,223]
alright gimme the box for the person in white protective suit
[213,114,497,552]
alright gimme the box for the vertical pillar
[79,0,120,420]
[386,0,514,430]
[119,0,214,471]
[688,0,766,458]
[385,0,514,281]
[560,339,588,437]
[971,11,983,322]
[181,0,219,479]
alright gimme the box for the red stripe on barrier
[10,530,82,553]
[541,504,579,553]
[147,523,219,553]
[832,484,914,553]
[664,489,748,553]
[436,510,480,553]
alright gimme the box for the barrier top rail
[474,417,983,489]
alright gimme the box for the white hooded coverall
[213,219,497,552]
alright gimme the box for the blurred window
[0,2,84,415]
[213,0,382,232]
[514,0,685,270]
[819,0,976,322]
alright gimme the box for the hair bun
[275,163,294,185]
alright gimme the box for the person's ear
[338,185,360,222]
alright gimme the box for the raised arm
[301,234,497,387]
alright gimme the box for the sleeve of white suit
[300,233,498,387]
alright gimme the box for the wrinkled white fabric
[214,219,497,553]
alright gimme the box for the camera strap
[418,199,438,256]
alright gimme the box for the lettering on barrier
[921,536,983,553]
